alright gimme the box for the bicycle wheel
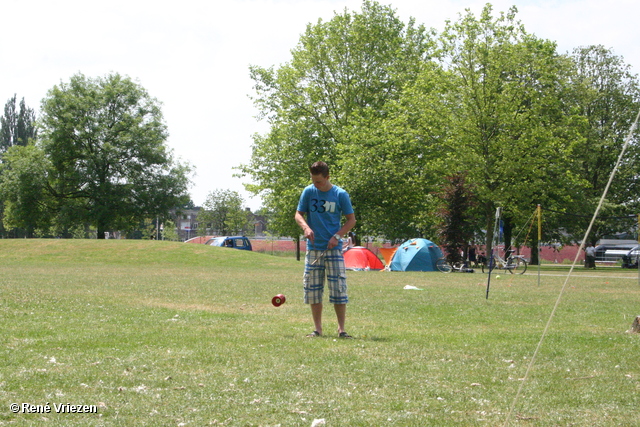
[508,257,528,274]
[436,258,452,273]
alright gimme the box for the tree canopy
[1,73,192,238]
[240,0,433,240]
[241,1,640,248]
[562,45,640,242]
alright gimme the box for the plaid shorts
[303,248,348,305]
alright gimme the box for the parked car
[621,245,640,268]
[206,236,252,251]
[594,243,637,262]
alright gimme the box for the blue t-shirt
[297,184,354,251]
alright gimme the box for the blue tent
[390,238,443,272]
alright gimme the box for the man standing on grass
[295,161,356,339]
[585,243,596,269]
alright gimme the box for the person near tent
[343,231,356,251]
[295,161,356,339]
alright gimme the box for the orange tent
[379,247,398,267]
[344,247,384,270]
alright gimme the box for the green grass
[1,240,639,426]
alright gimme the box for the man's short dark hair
[310,161,329,177]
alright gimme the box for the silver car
[621,245,640,268]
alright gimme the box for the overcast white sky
[3,0,639,211]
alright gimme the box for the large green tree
[344,5,579,248]
[562,45,640,243]
[239,0,432,239]
[431,5,581,253]
[337,61,450,240]
[39,73,191,238]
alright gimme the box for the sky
[3,0,639,211]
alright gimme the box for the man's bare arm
[295,210,314,243]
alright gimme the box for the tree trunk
[530,232,539,265]
[503,216,512,252]
[97,228,106,239]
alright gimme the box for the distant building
[170,207,200,241]
[250,208,268,237]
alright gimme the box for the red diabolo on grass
[272,294,286,307]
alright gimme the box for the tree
[561,45,640,241]
[39,73,192,238]
[239,0,432,240]
[337,61,450,240]
[197,189,249,236]
[1,95,38,155]
[0,95,39,237]
[0,144,52,236]
[432,5,580,253]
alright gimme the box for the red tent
[344,246,384,270]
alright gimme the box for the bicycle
[481,249,527,274]
[436,258,474,273]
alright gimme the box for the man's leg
[304,250,325,336]
[326,248,349,336]
[311,303,323,335]
[334,303,346,334]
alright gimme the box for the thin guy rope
[503,107,640,426]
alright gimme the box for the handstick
[311,249,328,265]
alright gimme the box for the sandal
[339,332,354,339]
[306,331,321,338]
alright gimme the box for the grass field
[1,239,639,426]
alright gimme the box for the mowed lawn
[1,239,639,426]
